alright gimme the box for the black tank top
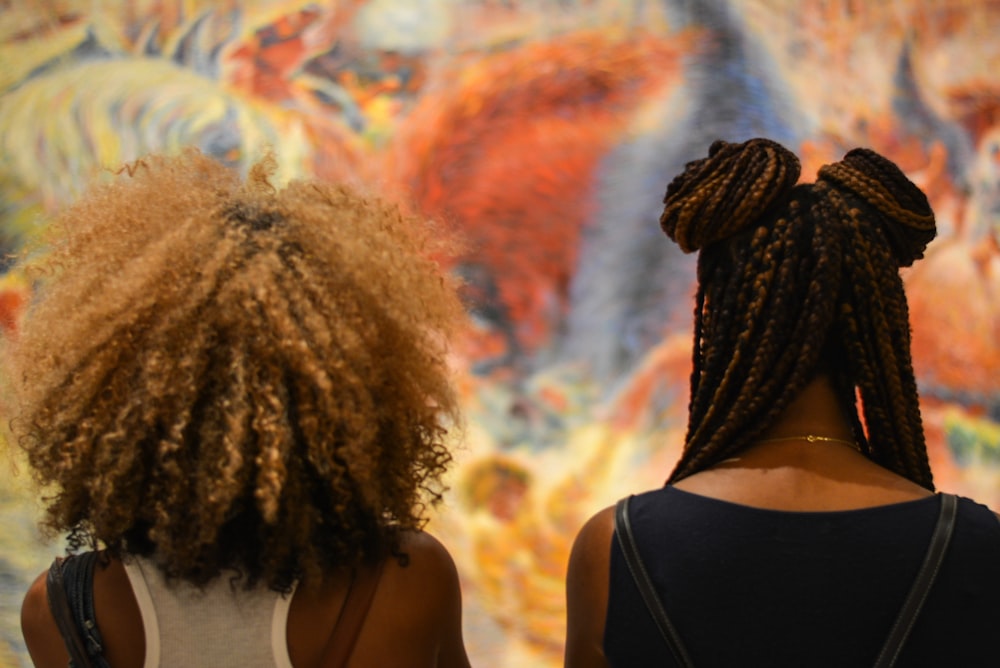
[605,487,1000,667]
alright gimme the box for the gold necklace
[754,434,859,449]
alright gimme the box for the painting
[1,1,998,666]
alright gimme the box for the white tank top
[122,556,296,668]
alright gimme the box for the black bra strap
[615,496,695,668]
[46,556,99,668]
[872,493,958,668]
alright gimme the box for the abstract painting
[1,1,997,665]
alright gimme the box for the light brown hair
[5,149,464,590]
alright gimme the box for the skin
[564,375,942,668]
[22,531,471,668]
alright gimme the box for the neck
[754,375,856,445]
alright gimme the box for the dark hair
[659,138,936,488]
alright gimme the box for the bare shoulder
[357,530,470,667]
[570,506,616,565]
[379,531,465,628]
[380,531,463,608]
[565,505,616,668]
[21,567,71,668]
[566,505,616,605]
[393,530,460,580]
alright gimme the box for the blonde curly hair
[4,149,464,591]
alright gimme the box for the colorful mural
[1,1,998,666]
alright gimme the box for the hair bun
[817,148,936,267]
[659,138,801,253]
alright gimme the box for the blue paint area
[561,0,805,386]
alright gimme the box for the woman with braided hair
[12,150,471,667]
[565,138,1000,667]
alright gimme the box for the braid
[818,148,935,266]
[816,148,934,486]
[672,190,843,478]
[661,139,935,489]
[661,138,801,253]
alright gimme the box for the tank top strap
[121,557,160,668]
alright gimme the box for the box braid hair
[659,138,936,489]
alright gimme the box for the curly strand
[4,149,464,590]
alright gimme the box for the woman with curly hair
[12,150,471,667]
[565,138,1000,667]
